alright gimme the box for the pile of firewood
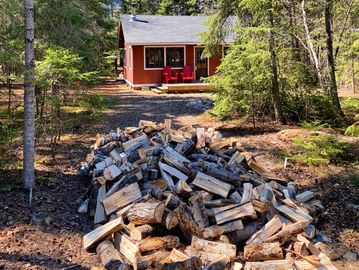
[79,120,337,270]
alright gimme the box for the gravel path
[93,81,214,132]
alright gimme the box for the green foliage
[300,120,331,131]
[341,97,359,121]
[290,134,354,166]
[349,174,359,187]
[344,122,359,137]
[76,92,108,118]
[209,30,272,120]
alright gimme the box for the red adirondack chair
[181,65,195,82]
[162,66,178,83]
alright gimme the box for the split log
[244,242,283,261]
[161,208,178,230]
[161,248,190,263]
[203,255,231,270]
[159,162,188,181]
[240,183,253,205]
[94,185,107,224]
[83,216,123,250]
[137,235,180,253]
[162,257,202,270]
[184,246,223,265]
[275,204,313,223]
[246,216,283,244]
[228,222,261,243]
[127,202,165,225]
[252,200,269,213]
[162,146,191,174]
[196,127,206,149]
[174,180,192,195]
[96,239,130,270]
[230,191,242,204]
[265,222,307,243]
[174,203,201,243]
[202,220,244,239]
[102,182,142,215]
[165,193,182,210]
[138,251,171,270]
[189,194,209,227]
[123,135,150,153]
[214,202,256,225]
[296,191,315,203]
[192,172,232,198]
[130,224,154,241]
[159,163,175,189]
[103,164,122,181]
[190,236,236,258]
[228,151,245,165]
[293,241,309,256]
[114,232,139,270]
[243,260,294,270]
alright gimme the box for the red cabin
[117,15,233,89]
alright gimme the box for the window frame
[166,47,185,68]
[222,45,230,58]
[144,46,186,70]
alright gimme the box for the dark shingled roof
[120,15,234,45]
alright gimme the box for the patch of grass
[344,122,359,137]
[300,120,332,131]
[341,97,359,120]
[349,174,359,187]
[62,106,88,114]
[290,134,355,166]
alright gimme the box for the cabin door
[194,47,208,81]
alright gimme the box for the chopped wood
[103,164,122,181]
[159,162,188,181]
[79,120,336,270]
[161,208,179,230]
[243,260,294,270]
[246,216,283,244]
[174,179,192,195]
[127,202,165,225]
[137,235,180,253]
[94,185,107,224]
[189,194,209,227]
[244,242,283,261]
[240,183,253,205]
[102,182,142,215]
[190,236,236,258]
[113,232,139,270]
[83,216,123,250]
[130,224,153,241]
[96,239,130,270]
[193,172,232,198]
[215,202,256,225]
[202,220,244,239]
[296,191,315,203]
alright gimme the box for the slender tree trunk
[325,0,345,117]
[269,10,286,124]
[23,0,35,191]
[352,58,356,94]
[301,0,324,89]
[7,76,12,114]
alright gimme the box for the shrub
[290,134,354,166]
[345,122,359,137]
[76,93,107,118]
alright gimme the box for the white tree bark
[23,0,35,191]
[301,0,323,88]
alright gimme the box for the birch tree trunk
[23,0,35,190]
[301,0,324,89]
[269,8,286,124]
[324,0,345,117]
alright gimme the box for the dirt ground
[0,81,358,269]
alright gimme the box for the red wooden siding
[123,44,223,86]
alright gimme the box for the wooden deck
[153,83,215,94]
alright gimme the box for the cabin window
[166,47,184,68]
[145,47,164,68]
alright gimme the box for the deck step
[150,88,165,94]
